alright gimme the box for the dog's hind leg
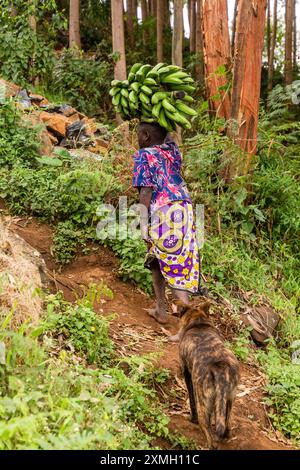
[183,366,198,424]
[223,399,233,439]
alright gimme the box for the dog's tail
[211,361,235,441]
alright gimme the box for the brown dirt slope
[6,214,295,451]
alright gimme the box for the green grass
[0,285,174,450]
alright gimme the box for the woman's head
[137,122,168,149]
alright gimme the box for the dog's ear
[199,300,211,317]
[171,300,190,318]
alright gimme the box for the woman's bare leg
[148,265,167,323]
[168,288,189,342]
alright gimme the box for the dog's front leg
[183,366,198,424]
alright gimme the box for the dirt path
[6,214,294,450]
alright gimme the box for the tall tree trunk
[231,0,238,56]
[293,0,297,70]
[268,0,278,92]
[157,0,164,62]
[228,0,267,178]
[285,0,294,85]
[111,0,127,122]
[202,0,231,118]
[189,0,196,53]
[132,0,137,17]
[172,0,183,142]
[195,0,205,85]
[127,0,134,48]
[69,0,81,49]
[172,0,183,67]
[150,0,157,16]
[141,0,149,46]
[267,0,271,67]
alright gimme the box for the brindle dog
[173,300,240,449]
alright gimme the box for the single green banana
[143,77,158,86]
[109,87,121,97]
[183,94,195,103]
[164,108,190,127]
[161,74,185,85]
[141,104,152,117]
[158,109,170,131]
[151,91,169,104]
[168,84,196,93]
[139,92,150,104]
[128,72,136,82]
[121,96,129,109]
[175,100,198,116]
[130,62,143,74]
[162,98,177,113]
[121,88,129,98]
[136,64,152,81]
[140,85,153,96]
[130,82,141,93]
[141,116,155,123]
[129,90,138,103]
[183,77,195,83]
[149,63,167,74]
[111,79,123,87]
[157,66,171,75]
[112,93,121,106]
[151,102,162,118]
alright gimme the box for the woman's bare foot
[168,333,180,343]
[146,300,167,324]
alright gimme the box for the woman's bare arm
[139,187,153,241]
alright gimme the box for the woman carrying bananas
[133,122,201,335]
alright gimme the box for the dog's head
[171,299,212,330]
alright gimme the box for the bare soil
[6,213,295,450]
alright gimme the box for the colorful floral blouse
[132,139,191,214]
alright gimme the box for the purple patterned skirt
[145,200,200,294]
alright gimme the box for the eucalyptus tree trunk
[189,0,196,53]
[111,0,127,123]
[202,0,231,118]
[268,0,278,92]
[195,0,204,85]
[172,0,183,68]
[231,0,238,56]
[69,0,81,49]
[285,0,294,85]
[157,0,164,62]
[226,0,268,179]
[127,0,135,48]
[141,0,149,46]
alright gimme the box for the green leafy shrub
[40,289,114,365]
[52,48,112,116]
[0,101,40,168]
[256,342,300,443]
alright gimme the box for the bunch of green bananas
[109,63,197,131]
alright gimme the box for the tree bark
[293,0,297,70]
[172,0,183,68]
[127,0,134,48]
[195,0,205,85]
[231,0,238,56]
[228,0,268,178]
[111,0,127,123]
[202,0,231,118]
[285,0,293,85]
[157,0,164,62]
[69,0,81,49]
[150,0,157,16]
[141,0,149,46]
[267,0,271,67]
[267,0,277,92]
[189,0,196,53]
